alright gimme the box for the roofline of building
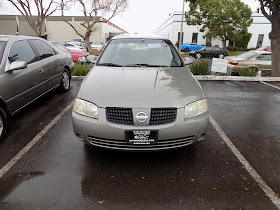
[0,15,128,34]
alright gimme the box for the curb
[194,75,280,82]
[72,75,280,82]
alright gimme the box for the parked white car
[90,42,103,51]
[69,38,84,46]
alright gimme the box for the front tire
[218,53,225,59]
[196,53,202,59]
[0,107,8,143]
[59,69,71,92]
[184,48,189,52]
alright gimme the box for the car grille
[150,108,177,125]
[106,107,177,126]
[106,107,133,125]
[88,135,194,151]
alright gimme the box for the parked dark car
[0,35,74,142]
[189,46,229,59]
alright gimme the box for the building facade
[0,15,128,44]
[154,12,271,49]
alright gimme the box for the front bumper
[72,108,209,151]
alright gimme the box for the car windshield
[237,51,257,59]
[53,42,69,52]
[97,39,183,67]
[0,41,6,63]
[92,42,101,45]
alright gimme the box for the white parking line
[261,81,280,90]
[0,102,73,179]
[210,116,280,209]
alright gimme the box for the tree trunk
[85,30,93,52]
[222,39,227,50]
[270,17,280,77]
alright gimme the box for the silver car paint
[78,66,204,108]
[72,35,209,151]
[0,35,74,115]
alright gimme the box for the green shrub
[238,67,258,77]
[227,46,238,52]
[189,59,211,75]
[72,63,91,76]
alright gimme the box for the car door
[203,47,213,57]
[29,39,63,91]
[255,54,271,71]
[212,47,221,57]
[2,39,43,114]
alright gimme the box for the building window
[206,37,212,46]
[256,34,264,48]
[192,33,198,43]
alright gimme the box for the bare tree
[61,0,128,52]
[258,0,280,76]
[6,0,60,37]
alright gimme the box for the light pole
[178,0,185,53]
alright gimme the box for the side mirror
[7,61,27,72]
[86,55,99,64]
[183,56,195,65]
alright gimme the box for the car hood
[78,66,204,108]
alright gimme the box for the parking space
[0,80,280,209]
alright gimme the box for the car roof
[112,34,167,40]
[0,34,43,42]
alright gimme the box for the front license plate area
[126,130,158,145]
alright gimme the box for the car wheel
[184,48,189,52]
[196,53,202,59]
[250,66,259,74]
[0,107,8,143]
[218,54,225,59]
[59,69,71,92]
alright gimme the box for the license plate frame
[125,130,158,145]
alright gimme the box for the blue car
[181,43,204,52]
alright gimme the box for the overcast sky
[0,0,261,35]
[112,0,260,34]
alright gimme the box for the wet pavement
[0,80,279,209]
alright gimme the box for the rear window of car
[256,54,271,61]
[29,39,56,60]
[237,51,257,59]
[0,41,7,64]
[98,39,183,67]
[8,40,37,64]
[53,42,69,53]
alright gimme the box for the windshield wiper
[124,64,168,67]
[98,63,123,67]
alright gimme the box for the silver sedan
[0,35,74,142]
[72,35,209,151]
[227,51,271,75]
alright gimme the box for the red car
[50,41,89,62]
[256,46,271,52]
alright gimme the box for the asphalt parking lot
[0,80,280,209]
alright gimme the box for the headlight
[73,99,98,118]
[189,51,195,53]
[185,99,208,118]
[78,57,87,63]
